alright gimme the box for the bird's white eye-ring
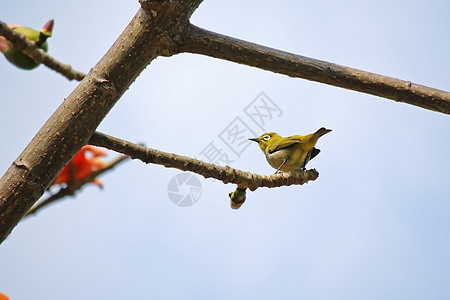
[262,135,271,141]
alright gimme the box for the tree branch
[89,131,319,191]
[178,25,450,115]
[3,0,445,241]
[23,155,129,218]
[0,20,86,81]
[0,0,204,244]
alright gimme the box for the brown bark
[89,132,319,191]
[178,25,450,114]
[1,0,448,243]
[0,0,203,243]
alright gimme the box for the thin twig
[0,20,85,81]
[178,25,450,115]
[23,155,129,218]
[89,131,319,191]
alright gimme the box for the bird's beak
[249,137,260,143]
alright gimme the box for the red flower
[0,292,9,300]
[52,145,107,188]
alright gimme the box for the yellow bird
[249,127,332,173]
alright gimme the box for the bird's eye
[263,135,271,141]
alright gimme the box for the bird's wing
[268,135,304,154]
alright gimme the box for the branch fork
[1,0,449,242]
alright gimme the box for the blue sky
[1,1,449,299]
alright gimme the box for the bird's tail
[314,127,332,137]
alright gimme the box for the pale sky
[1,1,449,299]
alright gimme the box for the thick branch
[0,0,204,244]
[179,25,450,115]
[89,132,319,191]
[0,20,85,81]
